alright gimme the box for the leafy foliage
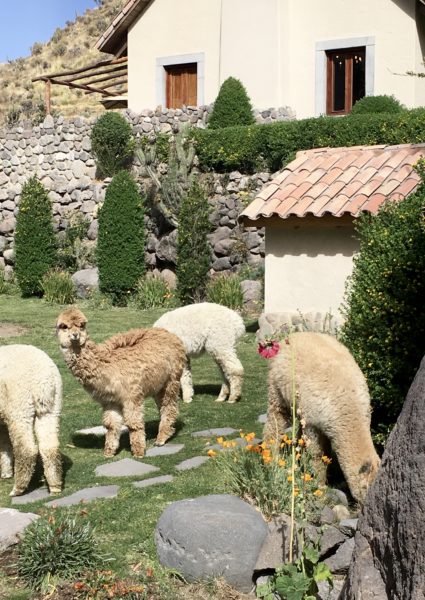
[14,176,57,297]
[131,274,175,309]
[41,269,76,304]
[91,112,135,177]
[208,77,255,129]
[176,180,212,304]
[205,273,244,310]
[351,94,405,115]
[341,178,425,428]
[17,510,108,591]
[57,213,92,272]
[193,108,425,173]
[97,171,146,303]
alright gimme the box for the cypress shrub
[208,77,255,129]
[97,171,145,303]
[14,176,57,297]
[341,177,425,430]
[91,112,135,177]
[351,94,405,115]
[176,180,212,304]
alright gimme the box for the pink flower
[258,340,280,358]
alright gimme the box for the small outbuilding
[239,143,423,334]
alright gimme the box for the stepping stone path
[176,456,209,471]
[76,425,128,436]
[257,414,267,424]
[133,475,174,489]
[0,508,38,552]
[46,485,119,507]
[12,488,50,505]
[191,427,237,438]
[95,458,159,477]
[145,443,184,457]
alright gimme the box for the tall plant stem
[289,337,297,563]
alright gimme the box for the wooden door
[165,63,197,109]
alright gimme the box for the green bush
[341,177,425,429]
[57,213,91,272]
[351,94,405,115]
[176,180,212,304]
[15,177,57,297]
[193,108,425,173]
[131,274,175,310]
[206,273,244,310]
[208,76,255,129]
[97,171,145,303]
[41,269,76,304]
[17,510,107,591]
[91,112,135,177]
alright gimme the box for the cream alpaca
[56,308,186,458]
[0,345,62,497]
[264,332,380,504]
[153,302,245,403]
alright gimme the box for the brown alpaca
[56,308,186,458]
[264,332,380,504]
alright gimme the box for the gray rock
[0,217,15,234]
[11,487,50,505]
[255,513,292,569]
[46,485,119,507]
[145,443,184,457]
[325,538,355,574]
[133,475,174,488]
[326,488,349,508]
[95,458,160,477]
[212,257,232,272]
[241,279,262,307]
[257,413,267,424]
[156,230,178,264]
[175,456,208,471]
[342,356,425,599]
[0,508,39,552]
[338,519,358,536]
[3,248,14,265]
[71,267,98,299]
[321,506,337,525]
[320,526,347,557]
[155,494,268,592]
[75,425,128,437]
[191,428,237,438]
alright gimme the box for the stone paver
[45,485,119,507]
[0,508,39,552]
[175,456,209,471]
[133,475,174,489]
[146,444,184,457]
[75,425,128,437]
[12,488,50,505]
[95,458,159,477]
[257,414,267,424]
[191,427,237,438]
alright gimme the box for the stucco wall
[264,219,359,318]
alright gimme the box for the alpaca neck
[62,339,104,388]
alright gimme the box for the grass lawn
[0,295,269,598]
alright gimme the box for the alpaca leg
[7,418,38,496]
[263,382,290,441]
[181,359,194,403]
[0,425,13,479]
[34,414,62,494]
[122,399,146,458]
[213,351,244,404]
[304,425,329,486]
[102,404,124,458]
[154,380,180,446]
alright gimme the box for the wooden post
[45,79,51,115]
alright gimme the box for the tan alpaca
[56,308,186,458]
[0,345,62,496]
[264,332,380,504]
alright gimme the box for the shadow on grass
[26,453,73,492]
[193,383,222,397]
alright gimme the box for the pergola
[32,56,128,113]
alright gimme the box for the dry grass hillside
[0,0,126,126]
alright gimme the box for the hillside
[0,0,126,126]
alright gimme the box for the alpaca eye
[59,324,68,330]
[80,323,86,330]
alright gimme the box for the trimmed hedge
[208,77,255,129]
[351,94,405,115]
[193,108,425,173]
[91,112,134,177]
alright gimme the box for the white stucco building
[97,0,425,117]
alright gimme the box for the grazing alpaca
[264,332,380,504]
[153,303,245,403]
[0,345,62,496]
[56,308,186,458]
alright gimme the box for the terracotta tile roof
[240,144,424,224]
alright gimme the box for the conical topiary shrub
[97,170,145,303]
[14,176,57,297]
[208,77,255,129]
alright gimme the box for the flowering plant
[258,338,281,359]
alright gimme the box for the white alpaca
[0,345,62,496]
[154,303,245,403]
[264,332,380,504]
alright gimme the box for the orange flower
[313,489,324,496]
[245,432,256,442]
[295,453,301,460]
[285,438,293,446]
[303,473,313,482]
[207,449,217,457]
[260,441,269,450]
[245,444,253,451]
[287,475,293,482]
[262,455,272,464]
[298,438,306,447]
[217,437,225,445]
[278,459,286,467]
[322,455,332,465]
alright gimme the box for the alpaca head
[56,308,88,351]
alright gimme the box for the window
[165,63,197,109]
[326,48,365,115]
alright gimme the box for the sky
[0,0,99,63]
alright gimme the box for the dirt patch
[0,322,27,338]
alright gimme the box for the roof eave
[96,0,152,55]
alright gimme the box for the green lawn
[0,295,268,598]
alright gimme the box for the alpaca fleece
[0,345,62,496]
[264,332,380,504]
[57,308,186,458]
[153,302,245,403]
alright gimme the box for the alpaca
[0,345,62,497]
[264,332,380,504]
[56,308,186,458]
[153,303,245,403]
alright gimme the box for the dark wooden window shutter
[165,63,197,109]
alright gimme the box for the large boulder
[71,267,99,299]
[155,494,268,592]
[0,508,38,552]
[341,356,425,599]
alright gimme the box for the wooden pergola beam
[45,77,119,96]
[32,56,127,82]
